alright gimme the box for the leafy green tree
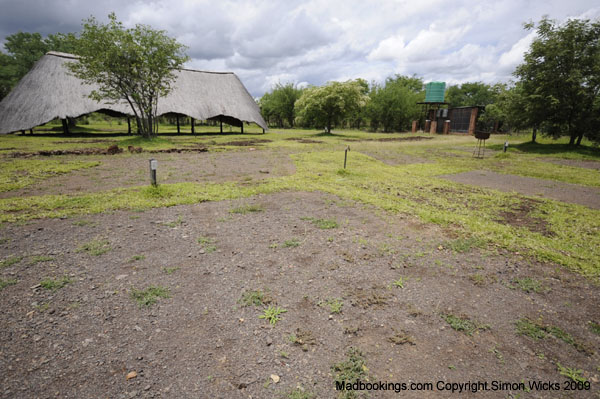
[366,74,424,132]
[68,13,189,137]
[259,82,302,128]
[294,80,369,132]
[445,82,501,108]
[0,32,77,99]
[515,17,600,146]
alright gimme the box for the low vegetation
[259,305,287,325]
[77,238,111,256]
[442,313,490,336]
[515,318,589,353]
[40,276,72,291]
[331,347,369,399]
[130,285,171,307]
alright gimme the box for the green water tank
[425,82,446,103]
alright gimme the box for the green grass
[285,388,315,399]
[229,204,264,214]
[163,267,179,274]
[442,314,490,336]
[29,255,54,265]
[515,318,589,352]
[589,321,600,336]
[164,215,184,227]
[0,278,18,290]
[0,255,23,268]
[1,130,599,279]
[40,276,72,291]
[77,238,111,256]
[510,277,544,293]
[129,255,145,262]
[239,289,271,307]
[302,217,338,229]
[320,298,343,314]
[331,347,369,399]
[130,285,171,307]
[282,238,300,248]
[391,277,405,288]
[259,305,287,325]
[0,159,100,192]
[443,236,487,253]
[557,363,587,383]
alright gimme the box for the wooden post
[21,130,25,135]
[220,119,223,134]
[191,118,195,134]
[176,115,180,133]
[468,108,479,135]
[241,122,244,134]
[443,120,450,134]
[127,118,131,135]
[411,120,417,133]
[61,119,69,134]
[430,120,437,134]
[30,129,33,134]
[424,120,430,133]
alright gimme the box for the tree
[515,17,600,146]
[68,13,189,137]
[259,82,302,128]
[294,80,369,132]
[0,31,77,99]
[366,75,424,132]
[445,82,501,108]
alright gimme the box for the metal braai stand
[473,132,490,159]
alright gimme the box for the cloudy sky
[1,0,598,97]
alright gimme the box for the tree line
[0,16,598,144]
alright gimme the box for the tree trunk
[531,127,537,143]
[568,134,576,146]
[576,133,584,146]
[61,119,70,134]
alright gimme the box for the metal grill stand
[472,132,490,158]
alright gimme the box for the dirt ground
[541,158,600,171]
[1,191,599,398]
[440,170,600,209]
[0,150,296,199]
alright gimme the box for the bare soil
[0,150,295,199]
[441,170,600,209]
[1,191,599,398]
[347,136,433,143]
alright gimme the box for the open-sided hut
[0,51,267,134]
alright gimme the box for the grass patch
[198,236,217,253]
[77,238,111,256]
[130,285,171,307]
[442,314,490,336]
[589,321,600,336]
[302,216,338,229]
[0,255,23,268]
[0,278,18,290]
[509,277,544,293]
[0,159,100,192]
[129,255,145,262]
[443,236,486,253]
[391,277,405,288]
[72,219,96,227]
[40,276,72,291]
[259,305,287,325]
[557,363,587,383]
[331,347,369,399]
[282,238,300,248]
[29,255,54,265]
[163,267,179,274]
[229,204,264,214]
[164,215,183,227]
[319,297,343,314]
[515,318,590,353]
[239,289,272,307]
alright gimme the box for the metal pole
[149,159,157,186]
[344,146,350,168]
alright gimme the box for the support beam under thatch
[176,115,180,133]
[61,118,69,134]
[191,118,195,134]
[241,123,244,134]
[220,119,223,134]
[127,118,131,135]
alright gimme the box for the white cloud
[0,0,598,96]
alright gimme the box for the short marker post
[149,159,158,186]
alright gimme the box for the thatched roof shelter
[0,51,267,133]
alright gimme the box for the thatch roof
[0,51,267,133]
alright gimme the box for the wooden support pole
[241,122,244,134]
[30,129,34,134]
[127,118,131,135]
[191,118,195,134]
[176,115,180,133]
[61,118,69,134]
[220,119,223,134]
